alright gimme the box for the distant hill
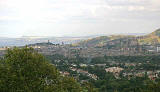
[74,28,160,47]
[139,28,160,45]
[0,29,160,47]
[151,28,160,37]
[74,35,135,47]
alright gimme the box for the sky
[0,0,160,37]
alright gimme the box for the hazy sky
[0,0,160,37]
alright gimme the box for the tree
[0,47,82,92]
[82,82,98,92]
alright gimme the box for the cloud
[0,0,159,22]
[0,0,160,37]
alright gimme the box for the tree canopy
[0,47,82,92]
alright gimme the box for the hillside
[74,35,135,47]
[74,28,160,47]
[138,28,160,45]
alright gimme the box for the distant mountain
[139,28,160,45]
[0,29,159,47]
[73,35,135,47]
[151,28,160,37]
[74,28,160,47]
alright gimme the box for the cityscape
[0,0,160,92]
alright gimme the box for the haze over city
[0,0,160,37]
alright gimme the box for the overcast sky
[0,0,160,37]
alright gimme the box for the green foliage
[82,82,98,92]
[0,47,82,92]
[43,52,160,92]
[89,55,160,92]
